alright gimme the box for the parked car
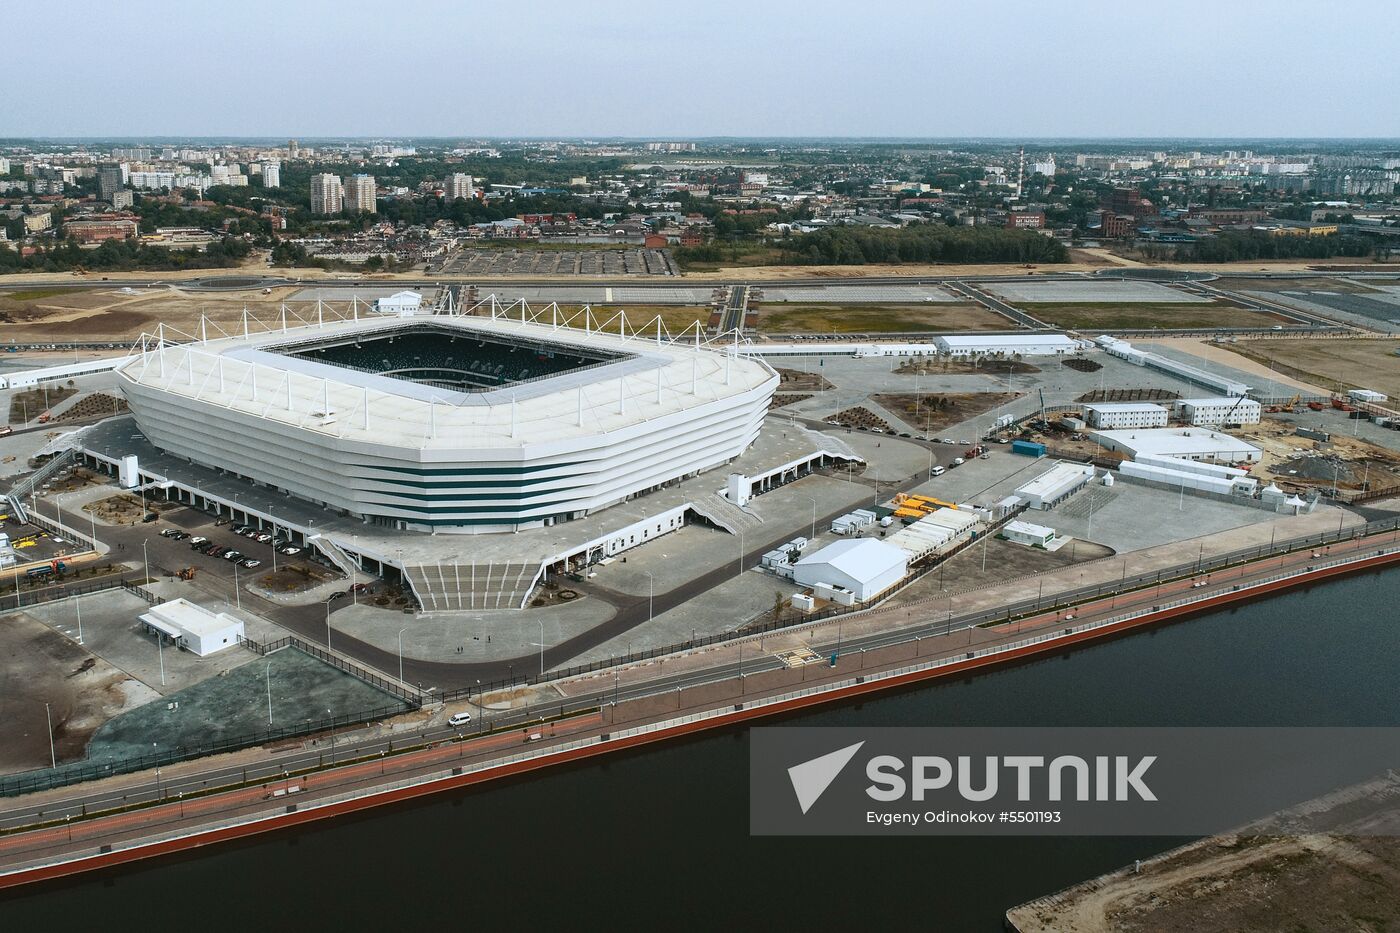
[240,559,261,569]
[951,457,965,466]
[141,513,159,523]
[214,518,230,527]
[170,531,190,540]
[159,528,181,537]
[221,549,242,560]
[189,536,208,545]
[278,546,302,556]
[254,533,273,543]
[327,590,347,602]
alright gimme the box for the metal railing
[239,634,423,707]
[0,701,413,799]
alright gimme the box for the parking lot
[436,247,677,276]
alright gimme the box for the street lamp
[269,506,277,573]
[397,627,407,684]
[642,571,654,623]
[325,600,332,652]
[537,619,545,677]
[142,539,150,584]
[801,494,817,540]
[265,661,274,726]
[44,702,55,769]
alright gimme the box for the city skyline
[7,0,1398,139]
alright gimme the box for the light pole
[75,594,83,645]
[325,601,332,652]
[157,628,165,686]
[737,528,745,577]
[642,571,654,623]
[397,627,407,684]
[265,661,274,726]
[233,559,241,610]
[537,619,545,677]
[326,708,336,764]
[269,506,277,573]
[142,539,150,583]
[802,495,817,540]
[45,702,55,769]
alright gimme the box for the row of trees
[782,225,1069,265]
[1177,231,1374,263]
[0,236,251,273]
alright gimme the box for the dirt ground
[775,368,834,391]
[1223,338,1400,400]
[0,285,306,342]
[896,357,1040,376]
[1017,301,1287,331]
[871,391,1021,434]
[83,493,176,525]
[253,562,338,594]
[0,610,157,774]
[1011,833,1400,933]
[756,303,1006,333]
[1238,417,1400,495]
[889,535,1115,607]
[9,385,77,422]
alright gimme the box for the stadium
[113,311,778,535]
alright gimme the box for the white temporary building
[1002,520,1056,548]
[1083,402,1169,429]
[1119,460,1258,497]
[1016,461,1094,510]
[139,598,245,657]
[933,334,1081,357]
[1176,397,1262,426]
[373,290,423,316]
[793,538,908,602]
[1090,428,1261,464]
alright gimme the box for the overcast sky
[7,0,1397,139]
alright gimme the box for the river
[2,568,1397,929]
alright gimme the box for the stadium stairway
[689,493,764,536]
[403,560,543,612]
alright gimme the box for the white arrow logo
[787,741,865,814]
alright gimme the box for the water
[3,569,1398,929]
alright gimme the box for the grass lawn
[1224,338,1400,399]
[757,303,1006,333]
[1016,301,1286,330]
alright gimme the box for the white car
[447,711,473,727]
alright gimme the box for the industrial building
[1083,402,1169,429]
[933,334,1082,358]
[1089,427,1261,464]
[793,538,908,603]
[1175,397,1262,426]
[1015,461,1095,510]
[138,599,244,657]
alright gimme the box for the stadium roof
[118,314,775,452]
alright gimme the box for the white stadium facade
[115,313,777,534]
[70,303,864,611]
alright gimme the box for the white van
[930,465,946,477]
[447,711,473,727]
